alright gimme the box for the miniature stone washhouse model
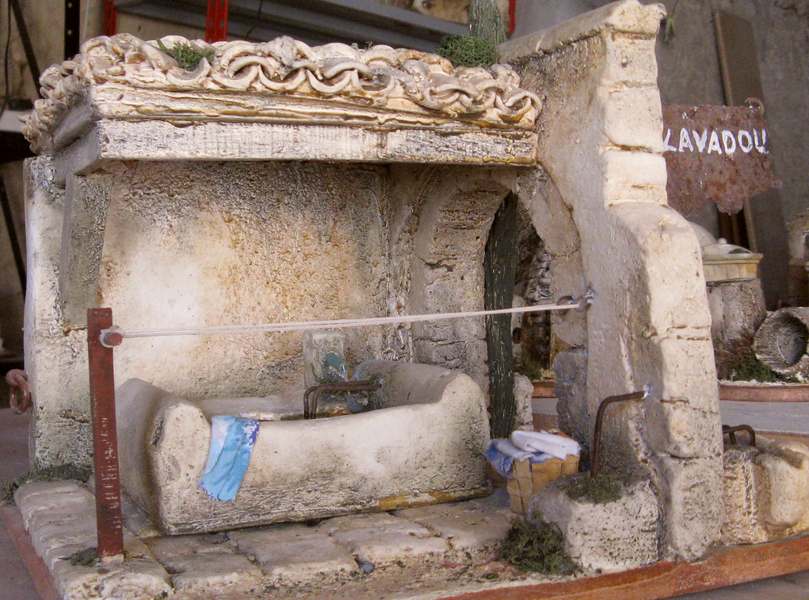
[23,0,724,566]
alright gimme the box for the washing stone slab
[230,524,359,584]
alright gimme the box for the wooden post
[484,193,519,438]
[86,308,124,559]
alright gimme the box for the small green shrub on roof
[438,35,497,67]
[157,40,215,71]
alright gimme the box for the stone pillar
[500,0,723,560]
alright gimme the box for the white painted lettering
[738,130,754,153]
[722,130,737,155]
[754,129,769,154]
[707,130,723,154]
[663,128,677,152]
[692,129,708,153]
[678,128,694,153]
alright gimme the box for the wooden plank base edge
[0,504,59,600]
[445,534,809,600]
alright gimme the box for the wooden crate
[507,454,580,515]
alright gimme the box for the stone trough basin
[116,361,491,535]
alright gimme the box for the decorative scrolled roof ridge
[23,34,542,153]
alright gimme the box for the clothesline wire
[101,291,594,344]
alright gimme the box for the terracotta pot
[719,382,809,402]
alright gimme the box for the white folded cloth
[510,430,580,460]
[493,438,534,461]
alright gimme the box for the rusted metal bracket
[591,387,650,477]
[87,308,124,560]
[303,380,381,420]
[5,369,31,414]
[723,424,756,447]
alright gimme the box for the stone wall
[25,159,391,467]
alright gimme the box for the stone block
[303,331,346,388]
[602,36,660,87]
[14,480,89,523]
[757,439,809,532]
[513,373,535,431]
[658,456,723,560]
[553,349,589,444]
[19,486,95,530]
[53,557,172,600]
[396,500,513,560]
[230,524,358,584]
[645,402,722,459]
[320,513,449,567]
[530,479,659,573]
[145,532,233,563]
[167,553,263,596]
[721,446,769,545]
[601,86,664,151]
[602,150,668,206]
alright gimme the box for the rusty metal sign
[662,103,779,217]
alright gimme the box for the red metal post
[103,0,117,37]
[86,308,124,559]
[508,0,516,36]
[205,0,229,43]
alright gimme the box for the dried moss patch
[499,519,577,575]
[2,464,91,503]
[157,40,215,71]
[559,473,623,504]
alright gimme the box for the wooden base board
[446,535,809,600]
[0,504,59,600]
[4,500,809,600]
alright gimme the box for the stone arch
[395,165,590,439]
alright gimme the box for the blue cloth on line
[199,416,259,502]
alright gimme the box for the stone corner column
[500,0,723,561]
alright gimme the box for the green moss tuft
[67,547,97,567]
[727,348,798,383]
[157,40,215,71]
[2,464,91,504]
[500,518,577,575]
[437,35,497,67]
[559,472,623,504]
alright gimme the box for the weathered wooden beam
[484,192,518,438]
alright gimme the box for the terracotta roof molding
[23,34,542,153]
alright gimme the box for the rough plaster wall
[26,158,390,468]
[405,167,508,391]
[501,0,723,560]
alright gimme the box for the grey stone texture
[530,478,660,573]
[14,481,172,600]
[15,479,524,599]
[721,438,809,544]
[230,525,358,585]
